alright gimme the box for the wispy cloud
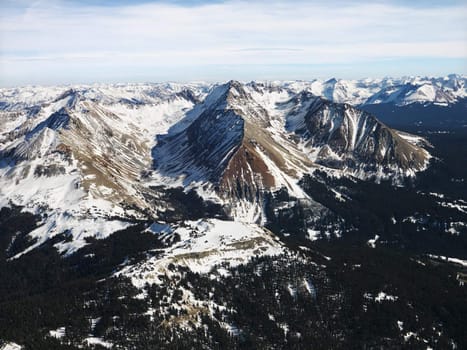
[0,0,466,85]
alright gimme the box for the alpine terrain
[0,76,466,349]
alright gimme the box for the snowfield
[116,219,284,287]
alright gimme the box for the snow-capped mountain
[153,81,312,196]
[1,77,466,350]
[282,74,467,106]
[0,84,201,255]
[0,79,434,256]
[285,93,430,176]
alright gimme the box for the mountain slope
[285,95,430,177]
[153,82,430,196]
[0,86,200,255]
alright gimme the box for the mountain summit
[153,81,430,195]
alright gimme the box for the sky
[0,0,466,86]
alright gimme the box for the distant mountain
[283,74,467,106]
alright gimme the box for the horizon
[0,73,466,90]
[1,0,466,87]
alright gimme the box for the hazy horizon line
[1,72,465,90]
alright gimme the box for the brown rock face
[219,142,276,201]
[152,81,314,201]
[152,81,431,204]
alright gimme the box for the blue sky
[0,0,466,86]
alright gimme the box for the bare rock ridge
[1,89,152,210]
[152,81,246,185]
[288,95,430,174]
[152,81,431,201]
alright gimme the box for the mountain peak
[53,88,81,109]
[152,81,431,212]
[226,79,243,89]
[295,97,430,174]
[223,80,250,104]
[199,80,248,112]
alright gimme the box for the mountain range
[0,77,439,252]
[0,75,466,349]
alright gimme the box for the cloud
[0,0,466,85]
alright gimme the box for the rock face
[152,81,312,203]
[288,96,430,175]
[153,83,246,185]
[152,81,431,203]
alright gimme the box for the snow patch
[84,337,113,349]
[367,234,380,248]
[49,327,66,339]
[10,213,132,258]
[0,343,23,350]
[427,254,467,267]
[116,219,284,288]
[364,291,398,303]
[307,229,321,241]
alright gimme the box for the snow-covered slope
[0,84,203,256]
[117,218,284,287]
[281,74,467,106]
[0,78,434,257]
